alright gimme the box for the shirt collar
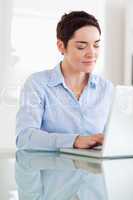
[47,62,97,89]
[47,62,64,87]
[88,73,98,89]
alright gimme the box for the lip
[82,60,96,64]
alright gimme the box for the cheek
[69,51,82,62]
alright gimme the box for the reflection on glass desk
[15,150,133,200]
[15,150,105,200]
[0,150,133,200]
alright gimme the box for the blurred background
[0,0,132,149]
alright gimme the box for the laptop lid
[103,85,133,158]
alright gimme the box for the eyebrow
[75,39,101,44]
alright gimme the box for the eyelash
[77,47,85,50]
[77,45,100,50]
[94,45,100,48]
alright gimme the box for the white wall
[104,0,128,85]
[124,0,133,85]
[11,0,130,86]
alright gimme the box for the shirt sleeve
[16,75,78,150]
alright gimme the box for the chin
[81,63,95,72]
[83,65,95,73]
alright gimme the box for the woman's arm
[16,74,78,150]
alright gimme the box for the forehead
[71,26,100,43]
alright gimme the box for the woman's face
[58,26,101,73]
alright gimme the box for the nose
[85,45,95,57]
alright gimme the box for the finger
[87,140,97,147]
[93,135,104,142]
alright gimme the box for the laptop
[60,85,133,159]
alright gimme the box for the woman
[16,11,113,150]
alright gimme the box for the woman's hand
[73,133,104,149]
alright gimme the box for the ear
[57,39,65,55]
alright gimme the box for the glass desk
[0,149,133,200]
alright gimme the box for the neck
[60,60,89,87]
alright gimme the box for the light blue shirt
[16,63,114,150]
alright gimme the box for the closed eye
[76,44,87,50]
[94,44,100,48]
[77,46,86,50]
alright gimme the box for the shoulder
[23,67,55,92]
[27,68,53,85]
[20,68,54,100]
[19,68,54,102]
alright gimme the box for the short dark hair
[56,11,101,48]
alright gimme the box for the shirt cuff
[55,133,79,148]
